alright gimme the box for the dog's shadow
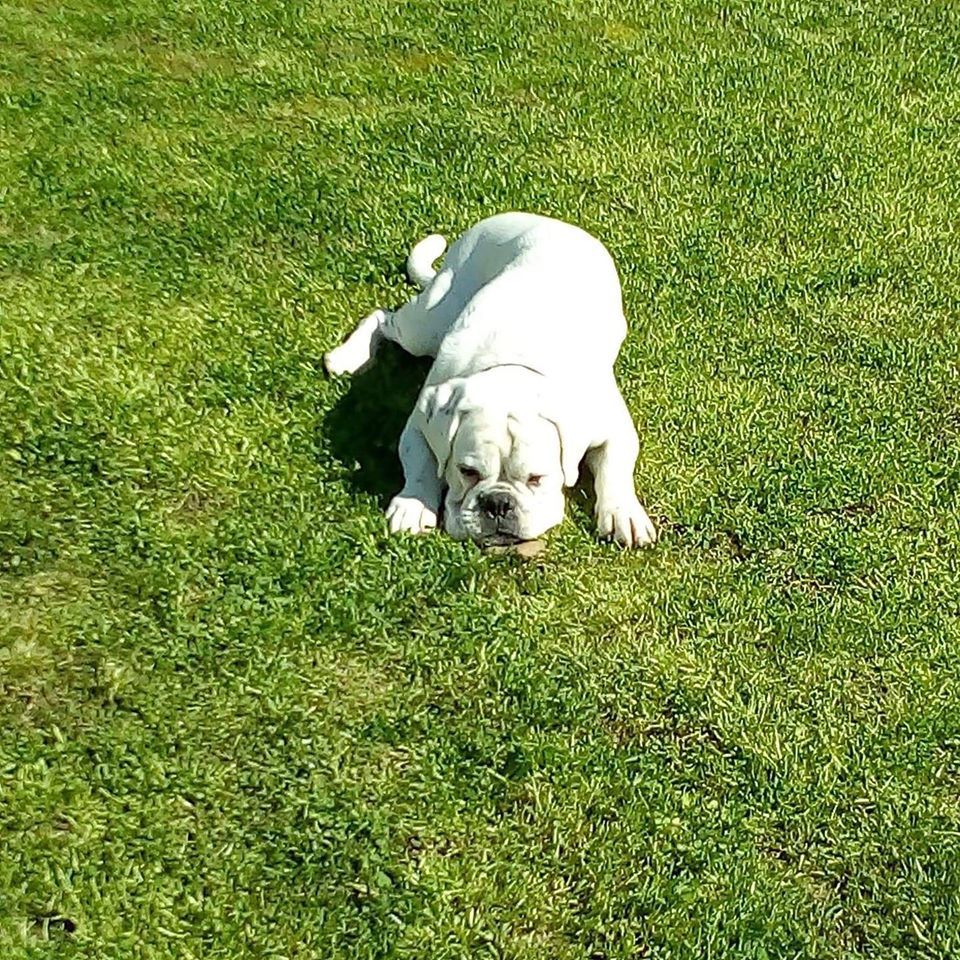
[324,342,433,504]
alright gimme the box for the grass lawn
[3,0,960,956]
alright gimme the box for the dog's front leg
[386,418,443,535]
[586,391,657,548]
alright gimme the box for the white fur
[324,212,657,548]
[406,233,447,289]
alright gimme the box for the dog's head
[416,369,585,546]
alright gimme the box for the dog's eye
[459,465,481,483]
[527,474,544,487]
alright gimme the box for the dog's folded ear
[538,389,591,488]
[416,379,468,478]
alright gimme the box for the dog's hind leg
[325,231,459,375]
[324,267,457,375]
[379,267,458,358]
[324,308,388,376]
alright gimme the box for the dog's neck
[473,361,546,379]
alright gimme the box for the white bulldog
[325,212,657,548]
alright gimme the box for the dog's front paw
[386,496,438,535]
[596,497,657,548]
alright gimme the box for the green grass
[2,0,960,956]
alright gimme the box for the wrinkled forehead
[453,411,558,474]
[452,411,506,467]
[504,415,559,472]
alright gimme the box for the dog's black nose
[480,491,515,519]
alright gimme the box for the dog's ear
[539,391,590,488]
[417,379,468,478]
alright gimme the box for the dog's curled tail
[406,233,447,289]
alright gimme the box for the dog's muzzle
[474,490,522,546]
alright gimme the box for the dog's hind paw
[324,309,387,376]
[324,342,370,377]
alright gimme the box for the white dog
[325,212,657,548]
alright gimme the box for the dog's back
[422,213,627,383]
